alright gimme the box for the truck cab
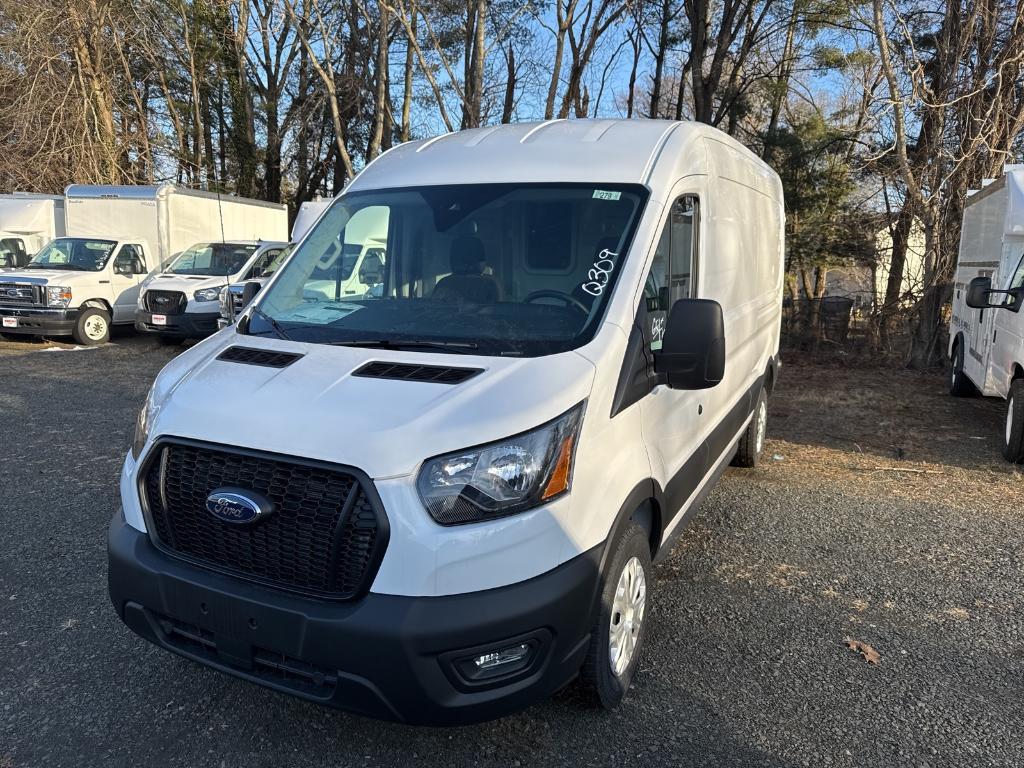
[0,236,152,344]
[136,240,289,341]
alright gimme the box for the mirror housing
[654,298,726,390]
[241,281,261,307]
[966,275,1023,312]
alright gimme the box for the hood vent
[353,361,482,385]
[217,346,303,369]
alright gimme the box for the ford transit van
[108,119,784,725]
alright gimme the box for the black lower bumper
[135,310,219,338]
[108,513,602,725]
[0,306,79,336]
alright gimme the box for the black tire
[1001,380,1024,463]
[949,341,977,397]
[732,386,768,468]
[579,522,652,710]
[72,307,110,345]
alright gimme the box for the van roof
[348,119,778,196]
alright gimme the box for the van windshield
[247,184,648,356]
[26,238,117,271]
[166,243,258,276]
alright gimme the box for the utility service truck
[0,193,66,269]
[110,119,785,724]
[950,166,1024,462]
[0,184,287,345]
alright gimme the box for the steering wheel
[524,289,590,314]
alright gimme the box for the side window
[248,249,281,280]
[114,245,146,275]
[643,195,699,350]
[0,238,26,268]
[1007,255,1024,290]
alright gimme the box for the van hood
[145,272,235,293]
[0,269,98,286]
[145,333,596,479]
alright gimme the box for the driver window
[248,249,281,280]
[114,245,145,275]
[643,195,699,351]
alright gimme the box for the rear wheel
[72,308,110,345]
[1001,380,1024,463]
[949,341,976,397]
[579,522,652,710]
[733,387,768,467]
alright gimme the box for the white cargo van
[0,193,66,268]
[109,120,784,725]
[949,166,1024,461]
[0,185,287,344]
[136,240,289,340]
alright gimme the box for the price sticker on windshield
[592,190,621,201]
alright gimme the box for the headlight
[46,286,72,308]
[417,402,585,525]
[194,287,221,302]
[131,387,158,460]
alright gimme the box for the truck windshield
[247,184,648,356]
[167,243,259,277]
[26,238,117,271]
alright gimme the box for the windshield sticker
[580,249,618,297]
[592,190,622,201]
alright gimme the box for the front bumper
[136,309,219,338]
[0,306,79,336]
[108,512,601,725]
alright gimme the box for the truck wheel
[733,387,768,468]
[72,308,110,345]
[579,522,652,710]
[949,342,976,397]
[1001,380,1024,463]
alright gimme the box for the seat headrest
[450,237,486,275]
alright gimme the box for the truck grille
[0,282,39,305]
[142,440,388,600]
[144,290,187,315]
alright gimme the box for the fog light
[474,643,531,671]
[447,634,546,687]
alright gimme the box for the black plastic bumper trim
[108,512,603,725]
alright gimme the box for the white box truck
[0,184,287,345]
[949,166,1024,461]
[0,193,66,268]
[109,119,784,724]
[291,198,332,242]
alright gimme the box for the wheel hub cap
[755,400,767,455]
[84,315,106,340]
[609,556,646,677]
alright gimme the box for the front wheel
[579,522,652,710]
[72,308,110,345]
[949,342,976,397]
[1001,380,1024,463]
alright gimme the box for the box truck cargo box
[0,193,66,268]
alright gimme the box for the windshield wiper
[247,306,292,341]
[329,339,479,354]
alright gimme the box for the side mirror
[240,281,261,307]
[966,275,1023,312]
[654,298,726,390]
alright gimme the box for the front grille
[142,440,387,600]
[157,614,337,696]
[145,289,187,314]
[353,361,482,384]
[0,282,39,305]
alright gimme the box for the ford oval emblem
[205,488,273,524]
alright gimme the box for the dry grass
[763,355,1023,513]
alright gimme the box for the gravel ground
[1,335,1022,767]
